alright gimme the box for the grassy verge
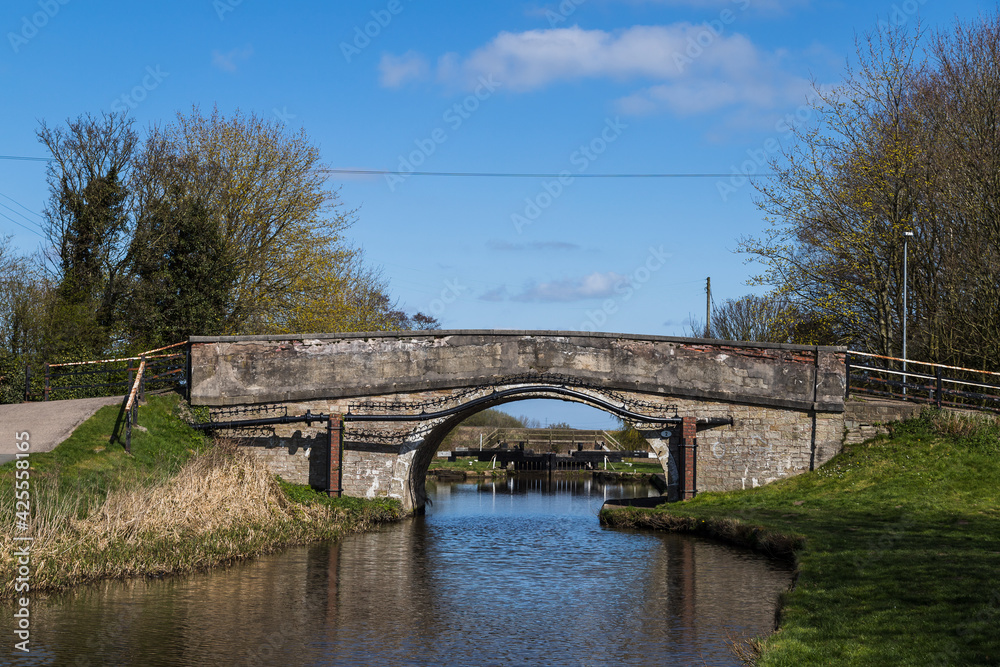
[605,460,663,474]
[0,394,405,597]
[600,410,1000,666]
[428,459,509,477]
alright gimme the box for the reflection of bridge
[189,329,848,512]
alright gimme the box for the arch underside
[339,382,695,511]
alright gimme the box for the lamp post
[902,230,914,397]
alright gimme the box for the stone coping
[189,329,847,354]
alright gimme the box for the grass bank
[601,410,1000,665]
[0,394,405,597]
[428,459,509,475]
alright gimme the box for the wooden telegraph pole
[705,277,712,338]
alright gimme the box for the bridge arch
[401,384,682,510]
[189,330,848,512]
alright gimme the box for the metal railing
[847,351,1000,413]
[43,342,188,402]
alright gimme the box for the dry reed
[1,444,383,597]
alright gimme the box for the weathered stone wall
[189,330,846,412]
[237,436,323,487]
[843,399,925,445]
[682,400,842,492]
[208,386,846,512]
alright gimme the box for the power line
[0,155,774,178]
[0,155,51,162]
[0,191,44,220]
[0,201,43,231]
[0,210,43,237]
[321,168,773,178]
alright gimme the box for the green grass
[277,479,405,523]
[601,410,1000,666]
[610,459,663,474]
[428,459,508,473]
[1,394,210,514]
[0,393,405,596]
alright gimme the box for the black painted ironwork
[348,373,680,420]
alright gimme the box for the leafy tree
[143,106,435,336]
[130,193,233,346]
[37,112,138,357]
[739,24,926,356]
[147,107,351,334]
[610,420,649,450]
[459,409,528,428]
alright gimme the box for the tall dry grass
[1,443,368,597]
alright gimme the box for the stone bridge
[189,330,848,512]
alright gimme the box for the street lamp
[902,230,914,397]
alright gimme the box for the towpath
[0,396,123,463]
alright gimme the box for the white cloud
[511,271,627,302]
[453,25,729,91]
[379,51,430,87]
[211,45,253,73]
[616,71,814,116]
[380,24,816,116]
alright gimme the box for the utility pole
[705,277,712,338]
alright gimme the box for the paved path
[0,396,124,462]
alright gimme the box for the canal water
[4,478,793,666]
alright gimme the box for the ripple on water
[1,479,792,666]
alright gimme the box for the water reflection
[3,478,792,666]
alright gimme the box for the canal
[4,478,793,666]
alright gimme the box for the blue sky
[0,0,993,427]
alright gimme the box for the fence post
[845,354,851,399]
[936,367,943,409]
[43,363,50,401]
[125,406,132,454]
[23,364,31,402]
[139,355,146,402]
